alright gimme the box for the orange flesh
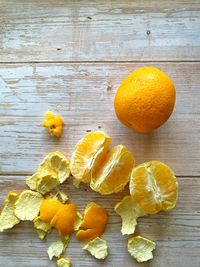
[130,161,178,214]
[76,204,108,241]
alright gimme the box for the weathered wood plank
[0,176,199,267]
[0,0,200,62]
[0,63,199,176]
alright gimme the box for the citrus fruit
[71,131,111,184]
[114,66,176,133]
[91,145,135,194]
[129,161,178,214]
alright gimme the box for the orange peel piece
[51,204,77,236]
[76,202,108,241]
[40,198,64,223]
[43,111,64,137]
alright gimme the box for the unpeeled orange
[114,66,176,133]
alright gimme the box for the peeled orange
[129,161,178,214]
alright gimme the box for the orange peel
[76,202,108,241]
[43,111,64,137]
[40,198,64,223]
[51,204,77,236]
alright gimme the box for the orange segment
[51,204,77,236]
[76,202,108,241]
[91,145,135,194]
[130,161,178,214]
[71,131,111,184]
[39,198,64,223]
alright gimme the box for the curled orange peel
[76,202,108,241]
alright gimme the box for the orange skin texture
[76,204,108,241]
[51,204,77,236]
[114,66,176,133]
[40,198,77,236]
[43,111,64,137]
[39,198,64,223]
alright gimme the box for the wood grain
[0,0,200,62]
[0,63,200,176]
[0,176,199,267]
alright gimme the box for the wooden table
[0,1,199,266]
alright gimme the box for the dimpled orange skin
[51,204,77,236]
[39,198,64,223]
[76,204,108,241]
[114,66,176,133]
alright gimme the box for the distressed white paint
[0,1,199,266]
[0,1,200,61]
[0,63,200,176]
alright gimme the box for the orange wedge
[91,145,135,194]
[71,131,111,184]
[129,161,178,214]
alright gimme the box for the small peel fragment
[43,111,64,138]
[26,152,70,195]
[83,237,108,259]
[37,173,59,195]
[38,151,70,184]
[26,172,59,195]
[57,257,71,267]
[128,236,156,262]
[47,236,69,260]
[57,191,69,204]
[114,196,145,235]
[74,212,83,231]
[0,192,20,232]
[36,229,46,240]
[34,213,51,240]
[15,190,43,221]
[26,173,39,191]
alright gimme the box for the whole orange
[114,66,176,133]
